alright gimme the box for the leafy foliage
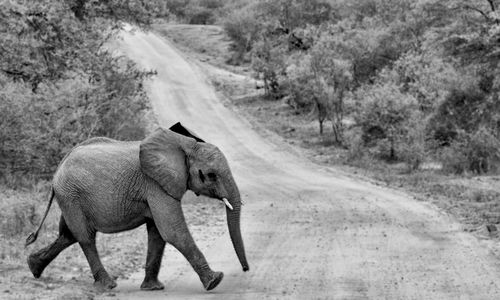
[165,0,224,24]
[223,6,262,64]
[215,0,500,174]
[252,38,286,97]
[286,30,353,142]
[440,128,500,174]
[0,1,158,182]
[354,81,419,161]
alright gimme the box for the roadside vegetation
[0,1,169,185]
[158,0,500,231]
[220,0,500,175]
[0,1,166,297]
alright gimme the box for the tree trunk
[390,138,396,160]
[332,122,340,144]
[263,77,269,96]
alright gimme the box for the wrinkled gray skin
[25,127,249,291]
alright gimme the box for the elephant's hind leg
[140,219,166,290]
[28,216,76,278]
[62,206,116,290]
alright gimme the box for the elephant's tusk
[222,198,233,210]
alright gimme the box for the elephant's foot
[203,271,224,291]
[140,278,165,290]
[93,272,117,291]
[27,254,46,278]
[94,278,117,290]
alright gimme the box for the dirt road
[105,28,500,299]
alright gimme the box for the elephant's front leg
[167,224,224,291]
[140,220,166,290]
[147,194,224,291]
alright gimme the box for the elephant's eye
[207,172,217,181]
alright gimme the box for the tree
[64,0,169,23]
[354,81,419,161]
[287,48,352,143]
[251,38,286,98]
[308,33,353,143]
[223,5,262,64]
[256,0,332,32]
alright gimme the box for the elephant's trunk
[225,184,249,272]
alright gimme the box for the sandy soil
[96,28,500,299]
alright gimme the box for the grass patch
[0,185,57,259]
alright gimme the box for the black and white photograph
[2,0,500,299]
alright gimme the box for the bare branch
[486,0,500,24]
[463,5,491,22]
[487,0,496,12]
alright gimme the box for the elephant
[25,123,249,291]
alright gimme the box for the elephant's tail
[25,187,55,248]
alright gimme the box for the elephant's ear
[169,122,205,143]
[140,128,190,200]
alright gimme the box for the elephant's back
[56,140,141,176]
[53,140,143,199]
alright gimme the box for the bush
[286,54,315,109]
[429,87,487,145]
[0,1,154,183]
[166,0,191,19]
[187,6,216,24]
[223,6,261,64]
[397,113,428,171]
[354,81,419,161]
[0,187,47,238]
[252,38,287,98]
[347,108,428,171]
[345,127,365,161]
[439,133,469,174]
[427,82,500,150]
[255,0,332,31]
[286,37,353,142]
[0,55,151,182]
[467,127,500,173]
[387,51,461,112]
[439,128,500,174]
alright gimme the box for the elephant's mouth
[194,191,233,210]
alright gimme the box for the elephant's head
[139,125,249,272]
